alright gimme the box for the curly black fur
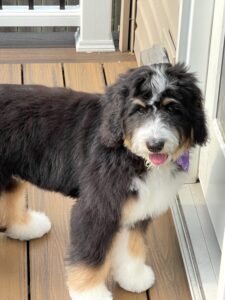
[0,63,207,268]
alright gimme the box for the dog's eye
[142,94,150,100]
[129,105,147,116]
[136,106,147,115]
[164,104,180,114]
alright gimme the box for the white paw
[69,284,113,300]
[6,210,51,241]
[114,264,155,293]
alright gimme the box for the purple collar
[176,152,189,172]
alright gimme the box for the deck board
[0,48,136,64]
[23,63,64,87]
[0,64,28,300]
[63,63,105,93]
[23,63,72,300]
[103,61,137,85]
[147,210,192,300]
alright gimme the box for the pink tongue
[149,153,168,165]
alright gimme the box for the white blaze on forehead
[149,65,176,106]
[151,66,169,95]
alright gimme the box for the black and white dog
[0,63,207,300]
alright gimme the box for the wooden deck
[0,59,192,300]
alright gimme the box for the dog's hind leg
[0,178,51,240]
[111,227,155,293]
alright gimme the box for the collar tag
[145,160,152,170]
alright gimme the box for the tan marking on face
[0,180,28,228]
[128,228,146,260]
[132,98,146,108]
[172,138,192,161]
[162,97,179,106]
[66,255,111,292]
[124,134,133,151]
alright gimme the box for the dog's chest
[123,164,185,227]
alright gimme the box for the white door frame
[199,0,225,298]
[176,0,214,182]
[174,1,225,300]
[172,1,220,300]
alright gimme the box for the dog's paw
[6,210,51,241]
[69,284,113,300]
[115,264,155,293]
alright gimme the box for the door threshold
[171,183,221,300]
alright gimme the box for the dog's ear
[192,96,208,146]
[168,63,208,146]
[99,87,127,148]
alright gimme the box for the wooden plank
[147,210,192,300]
[103,61,137,85]
[0,64,28,300]
[23,63,64,87]
[0,48,136,64]
[104,61,147,300]
[63,63,105,93]
[0,64,22,84]
[28,189,72,300]
[114,286,148,300]
[23,63,72,300]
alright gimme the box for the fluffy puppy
[0,63,207,300]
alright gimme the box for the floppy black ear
[99,88,126,148]
[192,98,208,146]
[168,63,208,146]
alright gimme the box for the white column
[218,231,225,300]
[75,0,115,52]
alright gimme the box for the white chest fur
[124,164,186,227]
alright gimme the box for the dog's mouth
[149,153,168,165]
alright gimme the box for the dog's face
[100,63,208,166]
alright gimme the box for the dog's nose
[146,139,165,152]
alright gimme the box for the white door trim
[176,0,214,183]
[203,1,225,299]
[172,1,222,299]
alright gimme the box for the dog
[0,63,207,300]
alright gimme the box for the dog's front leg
[66,202,115,300]
[67,257,112,300]
[111,227,155,293]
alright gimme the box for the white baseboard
[75,30,115,53]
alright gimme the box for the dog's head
[100,63,208,166]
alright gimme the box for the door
[198,0,225,298]
[199,0,225,251]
